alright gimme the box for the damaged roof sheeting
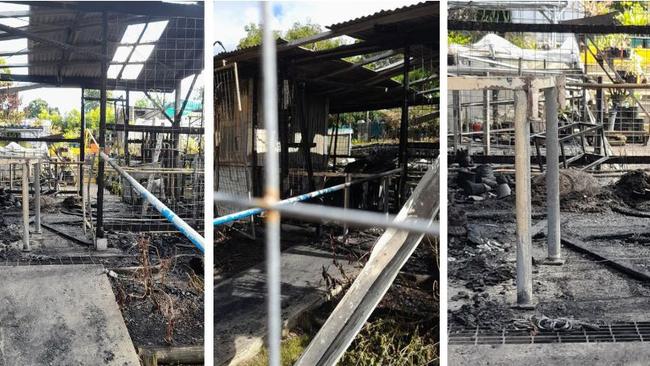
[214,2,438,114]
[0,1,203,92]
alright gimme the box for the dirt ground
[448,167,650,333]
[216,223,439,365]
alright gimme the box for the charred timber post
[543,85,563,265]
[22,160,30,252]
[79,88,85,196]
[483,86,491,155]
[452,90,461,152]
[595,76,604,155]
[399,46,410,205]
[95,11,108,238]
[514,89,534,308]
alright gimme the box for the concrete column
[544,87,563,265]
[514,89,533,308]
[530,90,540,120]
[34,161,41,234]
[22,161,30,252]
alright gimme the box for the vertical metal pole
[483,88,491,155]
[343,173,350,235]
[331,114,340,171]
[34,161,41,234]
[382,176,389,214]
[399,46,410,205]
[95,11,107,238]
[452,90,461,153]
[173,79,182,199]
[125,89,130,166]
[514,89,533,308]
[544,86,563,264]
[596,76,603,155]
[9,163,13,190]
[79,89,85,196]
[262,3,281,366]
[22,160,30,252]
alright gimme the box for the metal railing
[213,167,400,227]
[88,131,205,253]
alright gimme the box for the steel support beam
[399,46,410,205]
[95,12,108,239]
[79,88,85,196]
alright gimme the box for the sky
[0,2,200,115]
[213,1,421,54]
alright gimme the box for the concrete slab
[0,264,139,365]
[450,342,650,366]
[215,244,359,366]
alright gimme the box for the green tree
[237,20,341,51]
[83,89,114,112]
[284,21,341,51]
[238,23,279,49]
[25,98,49,118]
[63,109,81,136]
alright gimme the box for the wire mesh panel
[214,62,253,217]
[88,11,206,234]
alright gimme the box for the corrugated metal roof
[214,1,438,112]
[327,2,436,30]
[11,1,203,91]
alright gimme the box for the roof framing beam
[312,50,399,80]
[9,1,203,18]
[0,21,110,62]
[0,73,176,91]
[449,20,650,35]
[0,14,152,42]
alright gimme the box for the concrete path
[450,343,650,366]
[0,264,139,365]
[215,244,359,366]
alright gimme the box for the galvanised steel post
[262,3,281,366]
[544,85,563,265]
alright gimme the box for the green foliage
[448,31,473,45]
[589,1,650,49]
[25,98,49,118]
[238,20,341,51]
[506,34,537,49]
[616,1,650,25]
[243,333,311,366]
[83,89,114,111]
[339,318,437,366]
[135,98,152,108]
[85,105,115,132]
[238,23,279,49]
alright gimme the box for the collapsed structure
[0,2,204,364]
[214,2,440,365]
[448,1,650,364]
